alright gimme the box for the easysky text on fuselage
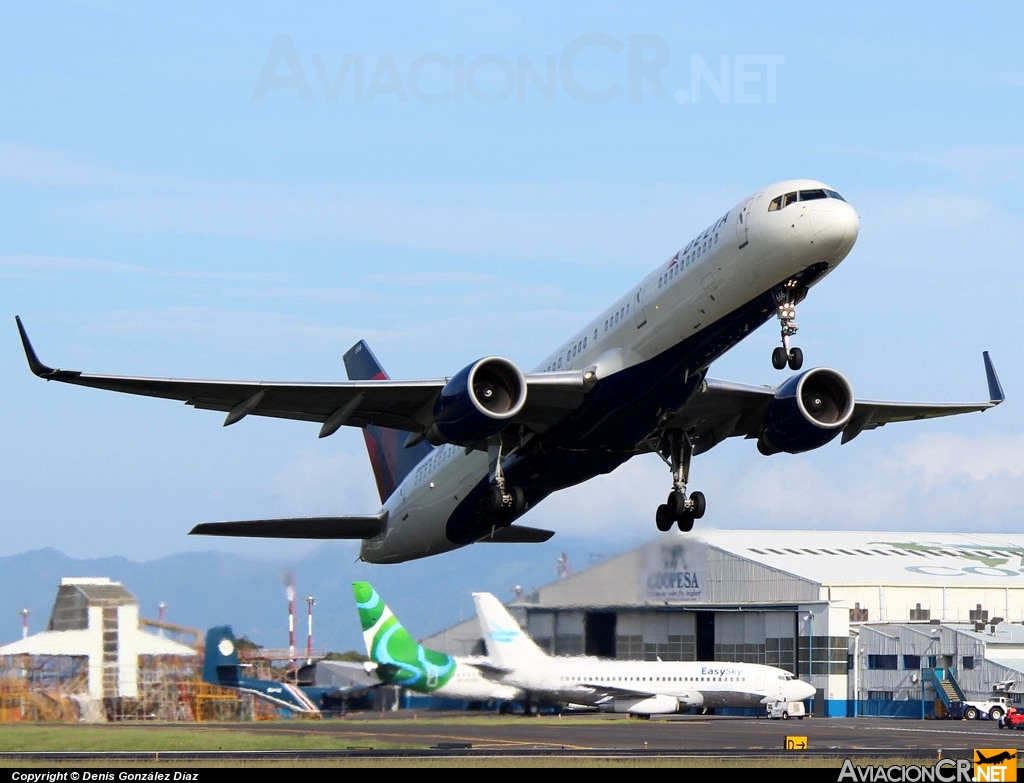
[16,179,1004,564]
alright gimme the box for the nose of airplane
[793,678,816,701]
[808,199,860,261]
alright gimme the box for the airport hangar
[422,529,1024,718]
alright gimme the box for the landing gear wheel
[788,347,803,371]
[666,490,686,517]
[656,504,674,532]
[677,513,694,532]
[509,485,526,514]
[690,491,706,519]
[772,346,787,370]
[487,485,504,512]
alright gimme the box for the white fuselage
[361,179,859,563]
[495,658,816,715]
[428,657,523,703]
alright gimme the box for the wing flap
[190,513,387,540]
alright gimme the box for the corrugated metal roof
[690,529,1024,586]
[58,577,135,605]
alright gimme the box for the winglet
[983,351,1005,404]
[15,316,58,378]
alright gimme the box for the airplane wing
[660,351,1004,456]
[581,682,703,707]
[15,316,589,442]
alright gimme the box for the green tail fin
[352,581,457,693]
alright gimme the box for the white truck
[766,700,807,720]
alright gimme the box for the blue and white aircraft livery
[15,179,1004,564]
[472,590,815,716]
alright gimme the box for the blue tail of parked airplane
[202,625,322,715]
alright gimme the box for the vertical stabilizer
[343,340,433,503]
[473,592,549,666]
[202,625,243,688]
[201,625,320,714]
[352,581,460,694]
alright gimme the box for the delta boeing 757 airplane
[15,179,1004,564]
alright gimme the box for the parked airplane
[352,580,526,709]
[201,625,377,715]
[15,179,1005,564]
[473,590,816,717]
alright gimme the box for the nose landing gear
[772,281,804,371]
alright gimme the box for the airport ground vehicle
[998,708,1024,729]
[766,700,807,720]
[947,696,1011,721]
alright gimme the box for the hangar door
[696,611,715,660]
[585,611,616,658]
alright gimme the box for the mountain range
[0,536,617,656]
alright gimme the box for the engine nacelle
[608,693,683,715]
[757,367,855,456]
[429,357,527,446]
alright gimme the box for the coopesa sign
[906,565,1023,578]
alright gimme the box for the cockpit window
[768,188,847,211]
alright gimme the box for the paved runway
[208,711,1023,761]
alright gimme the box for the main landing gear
[772,280,804,371]
[654,430,706,533]
[484,444,526,524]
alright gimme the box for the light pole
[305,595,316,665]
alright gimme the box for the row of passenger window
[543,301,633,372]
[658,232,720,290]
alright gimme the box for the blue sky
[3,3,1022,578]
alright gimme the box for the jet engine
[428,357,527,446]
[756,367,855,456]
[609,693,684,715]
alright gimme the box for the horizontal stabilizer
[190,513,387,540]
[479,525,556,544]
